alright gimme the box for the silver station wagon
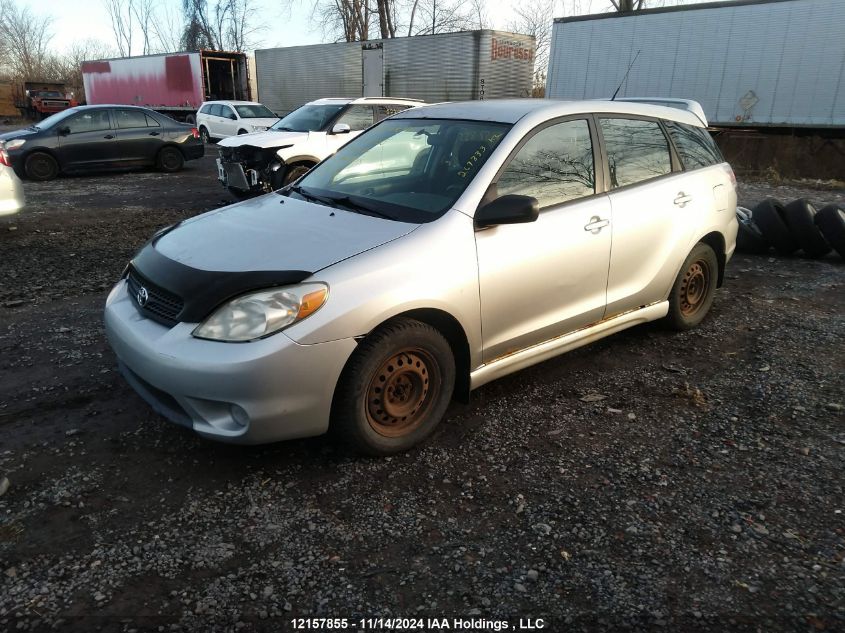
[105,99,738,455]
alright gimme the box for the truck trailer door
[362,44,384,97]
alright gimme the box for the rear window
[664,121,724,169]
[599,118,672,188]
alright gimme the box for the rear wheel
[157,146,184,173]
[331,318,455,456]
[199,126,211,144]
[24,151,59,181]
[664,243,719,331]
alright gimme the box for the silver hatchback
[105,99,737,455]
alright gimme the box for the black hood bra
[128,238,312,326]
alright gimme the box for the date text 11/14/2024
[290,617,547,631]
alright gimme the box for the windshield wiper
[289,186,397,220]
[288,185,338,207]
[316,192,398,220]
[274,126,296,131]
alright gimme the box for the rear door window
[375,104,412,122]
[115,109,148,129]
[336,105,376,131]
[497,119,595,208]
[664,120,724,169]
[599,118,672,188]
[208,104,223,117]
[145,114,160,127]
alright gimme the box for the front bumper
[181,143,205,161]
[104,280,357,444]
[216,158,264,192]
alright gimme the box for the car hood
[153,193,418,273]
[0,128,40,143]
[217,129,320,149]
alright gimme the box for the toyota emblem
[137,286,149,307]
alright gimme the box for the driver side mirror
[474,195,539,228]
[58,126,70,136]
[331,123,351,135]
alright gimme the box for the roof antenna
[611,50,641,101]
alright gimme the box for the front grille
[126,268,183,326]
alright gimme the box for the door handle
[674,192,693,207]
[149,131,160,136]
[584,216,610,233]
[104,134,114,139]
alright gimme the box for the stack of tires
[736,199,845,260]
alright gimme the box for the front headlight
[251,125,265,132]
[4,139,25,150]
[192,283,328,342]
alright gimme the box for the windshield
[288,118,511,223]
[30,107,82,130]
[270,104,345,132]
[235,104,277,119]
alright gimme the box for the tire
[331,318,456,456]
[752,198,798,255]
[199,126,211,144]
[735,208,769,254]
[782,198,830,258]
[24,151,59,181]
[156,146,184,173]
[282,163,312,187]
[237,129,247,135]
[815,204,845,259]
[664,243,719,331]
[185,114,196,125]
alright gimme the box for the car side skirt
[469,301,669,391]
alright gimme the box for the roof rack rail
[359,96,426,103]
[607,97,708,126]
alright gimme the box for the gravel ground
[0,155,843,632]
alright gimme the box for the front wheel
[664,243,719,331]
[24,151,59,181]
[331,318,455,456]
[281,163,312,188]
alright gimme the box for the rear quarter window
[664,121,724,169]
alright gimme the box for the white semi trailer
[546,0,844,128]
[254,30,536,115]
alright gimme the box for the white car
[215,97,423,197]
[0,147,24,216]
[105,98,738,455]
[195,101,279,142]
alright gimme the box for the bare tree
[180,0,263,51]
[0,0,54,78]
[151,2,186,52]
[609,0,645,9]
[131,0,157,54]
[104,0,135,56]
[407,0,479,36]
[507,0,556,94]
